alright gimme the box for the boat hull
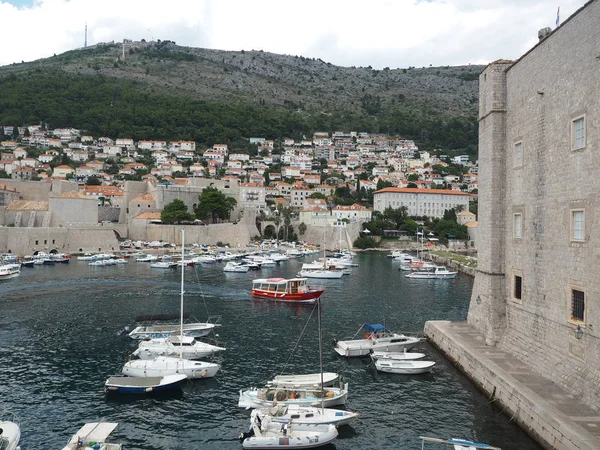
[128,323,216,340]
[122,356,220,379]
[242,423,338,449]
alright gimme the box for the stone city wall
[0,227,119,255]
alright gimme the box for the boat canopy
[363,324,386,332]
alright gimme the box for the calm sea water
[0,253,542,450]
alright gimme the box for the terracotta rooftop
[131,193,156,203]
[374,187,470,196]
[6,200,49,211]
[134,211,162,220]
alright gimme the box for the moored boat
[62,422,122,450]
[238,383,349,409]
[333,324,423,357]
[133,334,226,360]
[0,416,21,450]
[405,265,458,279]
[251,404,359,427]
[241,414,338,449]
[373,358,435,374]
[122,355,220,379]
[104,374,187,394]
[251,278,324,303]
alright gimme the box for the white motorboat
[238,383,349,409]
[62,422,122,450]
[122,230,221,380]
[133,334,226,360]
[123,355,220,379]
[223,261,249,273]
[150,261,176,269]
[333,324,423,357]
[298,269,344,279]
[241,414,337,449]
[369,349,426,361]
[269,372,339,388]
[251,404,359,427]
[135,255,158,262]
[0,263,20,281]
[419,436,501,449]
[373,358,435,374]
[405,265,458,279]
[192,255,216,264]
[0,417,21,450]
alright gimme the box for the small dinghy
[373,358,435,374]
[240,413,337,449]
[62,422,122,450]
[104,374,187,394]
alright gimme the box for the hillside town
[0,124,478,254]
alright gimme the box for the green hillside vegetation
[0,41,481,156]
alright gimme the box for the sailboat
[122,230,221,380]
[298,223,344,279]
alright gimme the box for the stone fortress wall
[465,0,600,413]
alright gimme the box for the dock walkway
[425,320,600,450]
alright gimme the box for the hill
[0,40,483,156]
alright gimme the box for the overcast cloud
[0,0,586,69]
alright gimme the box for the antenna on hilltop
[84,23,87,48]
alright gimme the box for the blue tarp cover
[363,323,385,332]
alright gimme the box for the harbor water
[0,253,542,449]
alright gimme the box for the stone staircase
[27,211,36,228]
[14,211,22,227]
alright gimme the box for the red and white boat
[251,278,324,303]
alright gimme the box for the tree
[0,170,9,179]
[86,176,102,186]
[298,222,307,237]
[194,186,237,223]
[407,182,418,188]
[407,173,419,182]
[161,199,194,224]
[376,179,393,190]
[309,192,327,200]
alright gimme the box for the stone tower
[467,61,513,346]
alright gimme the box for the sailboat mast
[318,296,324,412]
[180,229,185,349]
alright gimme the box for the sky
[0,0,587,69]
